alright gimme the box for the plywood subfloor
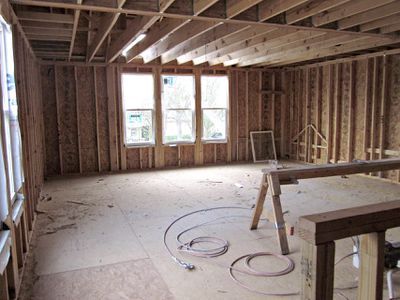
[19,162,400,299]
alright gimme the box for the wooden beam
[23,27,72,36]
[261,36,400,67]
[125,17,187,63]
[312,0,395,27]
[358,232,385,300]
[11,0,392,40]
[236,33,357,67]
[360,12,400,32]
[17,11,74,24]
[86,3,125,63]
[215,29,311,66]
[26,35,72,41]
[193,0,220,15]
[380,22,400,34]
[338,1,400,30]
[347,61,355,162]
[378,56,388,178]
[333,63,341,163]
[258,0,308,21]
[185,26,273,65]
[326,65,334,163]
[226,0,263,18]
[370,57,379,174]
[161,23,247,64]
[106,15,154,62]
[68,0,82,61]
[301,241,335,300]
[286,0,350,24]
[141,20,220,63]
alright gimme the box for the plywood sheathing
[282,54,400,183]
[42,65,275,176]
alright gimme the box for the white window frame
[161,74,196,145]
[121,73,156,147]
[201,75,229,143]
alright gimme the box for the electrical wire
[163,206,359,297]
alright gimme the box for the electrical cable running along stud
[163,206,298,296]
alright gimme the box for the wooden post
[363,59,371,162]
[305,68,311,163]
[378,56,388,178]
[54,66,64,175]
[326,65,334,164]
[301,241,335,300]
[280,71,287,158]
[333,63,341,163]
[245,71,249,161]
[226,70,233,163]
[289,71,294,158]
[117,66,127,170]
[357,232,385,300]
[267,174,289,255]
[347,61,355,162]
[106,66,119,171]
[315,67,322,161]
[296,70,301,161]
[0,269,9,300]
[250,174,269,230]
[194,68,203,165]
[74,66,82,173]
[370,57,379,176]
[154,67,164,168]
[93,67,101,172]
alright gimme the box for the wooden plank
[106,66,119,171]
[347,61,355,162]
[339,2,400,30]
[296,70,301,161]
[17,11,74,24]
[68,1,82,61]
[116,66,126,170]
[315,67,322,160]
[245,71,249,160]
[312,0,395,27]
[298,199,400,244]
[258,0,309,21]
[194,69,203,165]
[360,12,400,32]
[154,67,164,168]
[301,241,335,300]
[268,175,289,255]
[326,65,334,163]
[54,66,64,175]
[93,67,101,172]
[250,174,269,229]
[125,18,187,63]
[286,0,350,24]
[226,70,233,163]
[74,67,82,173]
[363,59,371,162]
[370,57,379,175]
[357,232,385,300]
[266,158,400,183]
[193,0,220,15]
[378,56,388,178]
[304,68,311,162]
[226,0,263,18]
[280,71,287,158]
[333,64,341,163]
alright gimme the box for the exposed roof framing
[10,0,400,67]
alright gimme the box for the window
[121,73,155,145]
[201,76,229,141]
[161,75,195,144]
[0,19,23,207]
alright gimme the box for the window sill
[125,143,155,149]
[163,141,195,147]
[202,139,228,144]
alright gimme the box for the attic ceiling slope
[9,0,400,67]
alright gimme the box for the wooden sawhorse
[250,158,400,255]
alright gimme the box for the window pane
[122,74,154,109]
[201,76,229,108]
[202,109,226,140]
[164,110,194,143]
[125,110,153,144]
[162,75,195,109]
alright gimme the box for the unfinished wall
[281,54,400,183]
[41,64,278,176]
